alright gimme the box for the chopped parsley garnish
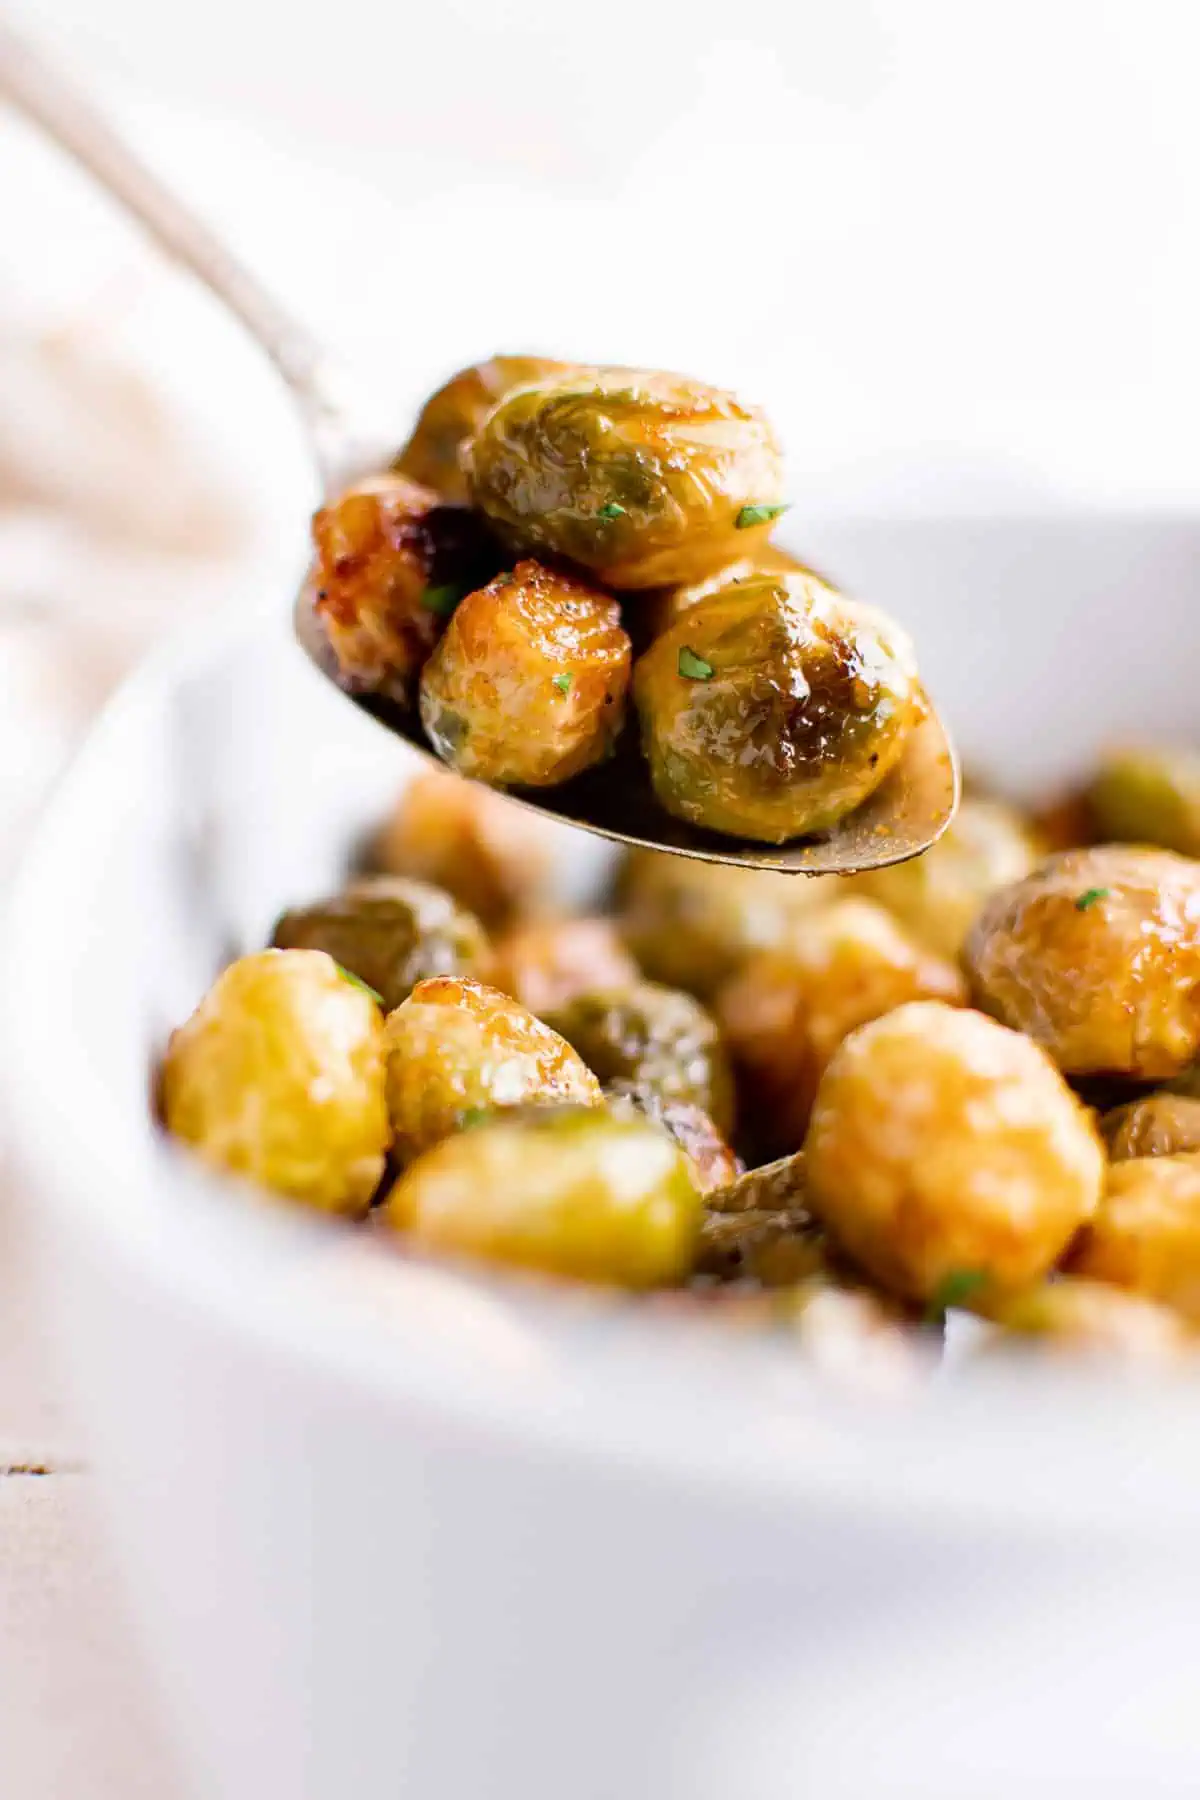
[421,583,463,617]
[334,964,383,1006]
[678,646,714,681]
[597,501,627,519]
[735,502,790,529]
[923,1268,987,1324]
[1075,887,1110,912]
[553,673,573,694]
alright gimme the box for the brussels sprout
[381,1106,700,1288]
[633,573,920,843]
[370,767,561,928]
[805,1002,1104,1305]
[488,916,639,1017]
[419,560,631,787]
[965,846,1200,1079]
[1066,1152,1200,1321]
[393,355,572,502]
[462,367,784,589]
[271,875,488,1013]
[543,981,734,1134]
[639,544,822,646]
[160,949,390,1215]
[603,1080,738,1194]
[695,1152,820,1284]
[1100,1092,1200,1161]
[1087,744,1200,857]
[383,976,601,1166]
[311,473,501,705]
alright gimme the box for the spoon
[0,23,959,875]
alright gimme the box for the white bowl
[8,515,1200,1800]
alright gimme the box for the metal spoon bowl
[2,22,959,875]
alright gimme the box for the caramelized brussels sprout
[160,949,389,1215]
[716,899,966,1157]
[805,1001,1104,1304]
[603,1081,738,1194]
[383,976,601,1165]
[1066,1152,1200,1320]
[986,1278,1191,1361]
[1100,1092,1200,1161]
[633,573,920,843]
[393,355,572,502]
[371,767,560,928]
[965,847,1200,1079]
[1087,744,1200,857]
[543,981,734,1133]
[310,473,500,705]
[488,915,639,1016]
[852,795,1040,960]
[271,875,488,1013]
[419,560,631,787]
[463,367,784,589]
[382,1106,700,1288]
[616,848,832,999]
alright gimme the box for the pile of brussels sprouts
[309,356,923,844]
[160,744,1200,1372]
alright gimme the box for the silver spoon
[0,23,959,875]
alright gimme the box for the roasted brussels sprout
[160,949,390,1215]
[1100,1092,1200,1161]
[310,473,500,705]
[487,915,639,1016]
[419,560,631,787]
[383,976,601,1165]
[1066,1152,1200,1320]
[805,1001,1104,1304]
[633,573,920,842]
[639,544,821,646]
[1087,744,1200,857]
[716,899,966,1157]
[852,795,1040,961]
[371,767,561,928]
[603,1080,738,1194]
[985,1278,1192,1361]
[616,847,832,999]
[382,1106,700,1288]
[463,367,784,589]
[965,847,1200,1079]
[543,980,734,1134]
[271,875,488,1013]
[393,355,572,503]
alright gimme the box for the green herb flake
[334,964,384,1007]
[459,1107,490,1131]
[421,583,463,617]
[1075,886,1110,912]
[597,501,627,519]
[923,1268,988,1325]
[553,673,573,694]
[677,646,715,682]
[735,502,791,530]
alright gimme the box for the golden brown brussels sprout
[543,980,734,1134]
[381,1106,700,1288]
[1087,744,1200,857]
[603,1081,739,1194]
[383,976,601,1166]
[487,915,639,1016]
[160,949,389,1216]
[965,847,1200,1080]
[1065,1152,1200,1320]
[371,767,560,928]
[805,1001,1104,1305]
[616,848,832,999]
[419,560,631,787]
[985,1278,1192,1361]
[310,473,500,705]
[1100,1092,1200,1161]
[393,355,573,503]
[851,795,1040,961]
[716,899,966,1157]
[463,367,784,589]
[271,875,488,1013]
[633,573,920,843]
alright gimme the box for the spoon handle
[0,21,352,484]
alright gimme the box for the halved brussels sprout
[393,354,572,502]
[463,367,784,589]
[543,980,734,1134]
[1087,744,1200,858]
[311,473,500,705]
[419,560,631,787]
[633,573,921,843]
